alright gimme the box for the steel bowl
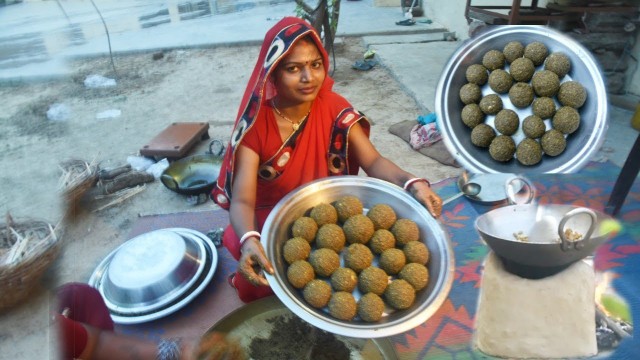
[100,229,207,315]
[261,176,455,338]
[475,203,617,279]
[435,25,608,173]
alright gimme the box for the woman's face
[273,39,326,106]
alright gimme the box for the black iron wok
[475,178,619,279]
[160,141,223,196]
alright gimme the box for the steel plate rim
[435,25,608,173]
[88,228,218,324]
[262,176,455,338]
[207,295,400,359]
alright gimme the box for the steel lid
[97,229,207,315]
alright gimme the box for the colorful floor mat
[119,160,639,359]
[391,160,640,359]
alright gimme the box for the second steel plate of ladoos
[436,25,608,173]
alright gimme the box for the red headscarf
[212,17,369,210]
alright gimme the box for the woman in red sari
[211,17,442,303]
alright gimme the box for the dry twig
[3,213,13,249]
[93,185,147,212]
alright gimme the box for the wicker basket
[0,218,63,312]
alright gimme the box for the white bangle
[403,177,430,191]
[239,230,261,248]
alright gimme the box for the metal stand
[464,0,637,26]
[605,133,640,216]
[464,0,572,25]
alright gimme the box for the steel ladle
[442,182,481,205]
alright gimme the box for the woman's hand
[189,331,245,360]
[237,237,274,287]
[409,181,443,218]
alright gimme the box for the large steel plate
[435,25,608,173]
[261,176,455,338]
[207,296,399,359]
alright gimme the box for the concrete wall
[628,36,640,96]
[422,0,469,41]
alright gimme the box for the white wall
[422,0,468,40]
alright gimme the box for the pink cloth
[409,123,441,149]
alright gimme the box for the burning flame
[595,271,632,324]
[595,271,612,312]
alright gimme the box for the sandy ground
[0,37,462,358]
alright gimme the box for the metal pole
[55,0,71,23]
[89,0,118,78]
[605,131,640,216]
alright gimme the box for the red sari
[56,283,115,359]
[211,17,370,302]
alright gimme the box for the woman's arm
[228,145,274,286]
[79,324,196,360]
[348,122,443,217]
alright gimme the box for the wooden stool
[140,122,210,160]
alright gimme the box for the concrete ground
[0,0,447,80]
[0,0,636,168]
[1,1,638,359]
